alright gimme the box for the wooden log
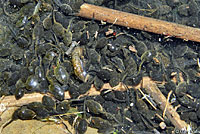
[77,3,200,43]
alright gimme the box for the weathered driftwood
[77,3,200,43]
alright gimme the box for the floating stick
[77,3,200,43]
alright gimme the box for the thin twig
[138,88,157,110]
[77,3,200,43]
[163,90,173,118]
